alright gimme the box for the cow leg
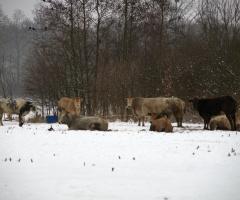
[179,118,183,127]
[19,111,30,126]
[206,116,212,129]
[141,116,145,126]
[226,113,234,131]
[159,128,165,132]
[175,115,182,127]
[19,114,24,127]
[203,118,207,129]
[0,113,3,126]
[231,112,236,131]
[203,117,210,129]
[180,117,183,127]
[173,113,181,127]
[19,108,30,127]
[175,117,180,127]
[178,117,183,127]
[138,117,141,126]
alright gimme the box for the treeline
[1,0,240,120]
[0,7,32,98]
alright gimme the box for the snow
[0,120,240,200]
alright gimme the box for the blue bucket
[46,115,57,123]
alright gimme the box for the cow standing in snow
[189,96,237,130]
[126,97,185,127]
[58,97,83,116]
[0,99,37,127]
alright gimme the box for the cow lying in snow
[58,97,83,116]
[59,110,108,131]
[210,113,240,131]
[0,99,37,127]
[126,97,185,127]
[189,96,237,130]
[149,113,173,132]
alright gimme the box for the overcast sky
[1,0,39,19]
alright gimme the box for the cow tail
[180,100,186,113]
[184,103,187,113]
[234,100,238,113]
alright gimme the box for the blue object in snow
[46,115,57,123]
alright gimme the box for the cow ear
[80,98,84,102]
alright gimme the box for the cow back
[0,99,27,114]
[131,97,184,116]
[197,96,236,116]
[151,116,173,132]
[210,113,240,130]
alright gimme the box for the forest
[0,0,240,120]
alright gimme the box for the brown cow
[210,113,240,131]
[149,113,173,132]
[58,97,83,116]
[126,97,185,127]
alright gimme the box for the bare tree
[22,0,240,120]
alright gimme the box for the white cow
[0,99,37,126]
[126,97,185,127]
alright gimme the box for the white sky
[0,0,39,19]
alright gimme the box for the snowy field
[0,120,240,200]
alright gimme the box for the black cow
[189,96,237,131]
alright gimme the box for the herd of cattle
[0,95,239,132]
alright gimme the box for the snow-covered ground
[0,120,240,200]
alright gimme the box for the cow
[126,97,185,127]
[59,110,108,131]
[149,113,173,132]
[189,96,237,131]
[58,97,83,116]
[210,113,240,131]
[0,99,37,127]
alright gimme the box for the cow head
[58,108,72,124]
[74,97,83,108]
[209,120,217,130]
[31,103,37,113]
[189,98,199,110]
[150,112,164,123]
[126,98,133,109]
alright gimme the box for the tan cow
[58,97,83,116]
[210,113,240,131]
[149,113,173,132]
[126,97,185,127]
